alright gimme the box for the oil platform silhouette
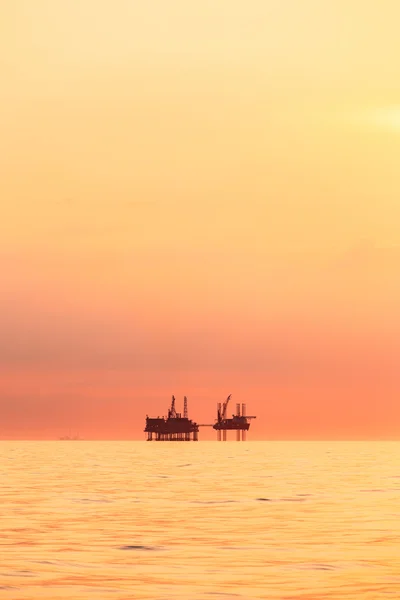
[144,396,199,441]
[213,394,256,441]
[144,394,256,441]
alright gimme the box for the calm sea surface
[1,441,399,599]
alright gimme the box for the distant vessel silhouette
[59,433,83,440]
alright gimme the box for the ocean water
[1,441,399,599]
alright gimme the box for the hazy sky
[1,1,400,438]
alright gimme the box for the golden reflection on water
[1,441,400,599]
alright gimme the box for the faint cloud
[56,198,157,207]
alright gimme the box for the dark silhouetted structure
[213,394,256,441]
[144,396,199,441]
[59,432,82,440]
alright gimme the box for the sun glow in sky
[1,1,400,439]
[367,107,400,132]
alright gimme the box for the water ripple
[1,440,399,599]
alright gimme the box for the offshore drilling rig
[144,396,199,441]
[213,394,256,441]
[144,394,256,441]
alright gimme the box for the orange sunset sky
[1,1,400,439]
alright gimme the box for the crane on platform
[217,394,231,422]
[168,395,177,419]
